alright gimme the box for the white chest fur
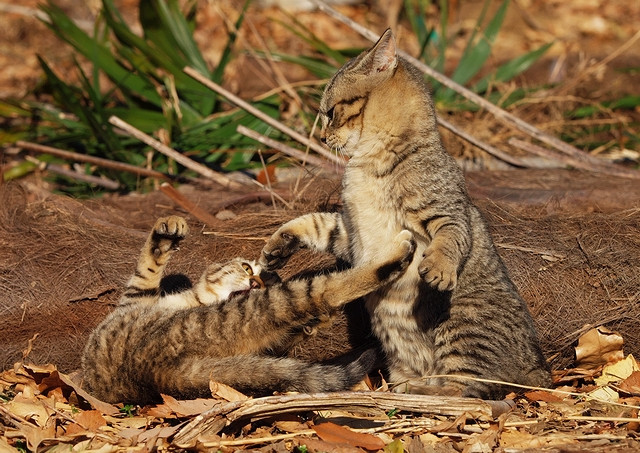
[343,167,427,267]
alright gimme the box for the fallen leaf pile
[2,327,640,452]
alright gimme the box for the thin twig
[236,125,333,170]
[509,138,640,180]
[558,29,640,95]
[159,183,221,226]
[495,242,566,260]
[25,155,120,190]
[312,0,640,179]
[17,140,176,181]
[183,67,345,167]
[436,117,529,167]
[108,116,246,189]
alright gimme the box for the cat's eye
[326,106,335,122]
[241,263,254,276]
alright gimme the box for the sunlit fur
[261,30,551,399]
[82,216,416,404]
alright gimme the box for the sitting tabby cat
[82,216,416,404]
[260,29,551,399]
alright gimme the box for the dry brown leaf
[312,421,385,451]
[575,326,624,369]
[463,424,499,453]
[159,394,219,417]
[524,390,563,403]
[74,409,107,431]
[431,412,468,433]
[301,437,365,453]
[595,354,640,387]
[209,380,249,402]
[618,371,640,396]
[7,395,54,428]
[274,419,310,433]
[137,424,181,443]
[5,423,57,452]
[500,430,578,449]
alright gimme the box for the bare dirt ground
[1,0,640,451]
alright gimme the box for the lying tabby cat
[82,216,416,404]
[260,29,551,399]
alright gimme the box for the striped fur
[82,217,416,404]
[260,29,551,399]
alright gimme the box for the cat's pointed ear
[354,28,398,75]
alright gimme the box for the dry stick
[44,163,120,190]
[159,182,221,226]
[183,67,345,167]
[508,137,640,179]
[236,125,334,171]
[436,117,529,167]
[24,154,120,189]
[557,29,640,96]
[108,116,246,189]
[312,0,640,179]
[173,391,492,446]
[17,140,175,181]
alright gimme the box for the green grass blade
[40,2,162,107]
[213,0,250,84]
[140,0,210,76]
[472,42,552,93]
[275,17,346,65]
[258,51,337,79]
[104,0,212,117]
[450,0,508,87]
[568,95,640,118]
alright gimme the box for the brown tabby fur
[82,216,416,404]
[260,29,551,399]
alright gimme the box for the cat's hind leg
[152,349,377,400]
[121,216,189,305]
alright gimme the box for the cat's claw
[151,216,189,255]
[418,247,457,292]
[154,216,189,239]
[259,231,300,270]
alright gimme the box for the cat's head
[196,258,271,305]
[319,28,398,156]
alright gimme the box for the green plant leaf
[258,51,338,79]
[449,0,508,87]
[101,0,212,118]
[40,2,163,107]
[472,42,553,93]
[568,95,640,118]
[275,16,346,66]
[3,161,37,182]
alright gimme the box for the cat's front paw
[395,229,416,269]
[418,247,457,291]
[151,216,189,256]
[259,229,301,270]
[377,230,416,283]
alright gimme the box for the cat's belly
[364,270,436,378]
[345,181,435,379]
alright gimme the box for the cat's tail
[152,349,377,401]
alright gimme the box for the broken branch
[183,67,344,167]
[236,125,335,171]
[173,391,492,446]
[108,116,246,189]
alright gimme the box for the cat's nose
[320,136,327,144]
[250,275,264,289]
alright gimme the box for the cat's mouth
[229,275,264,299]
